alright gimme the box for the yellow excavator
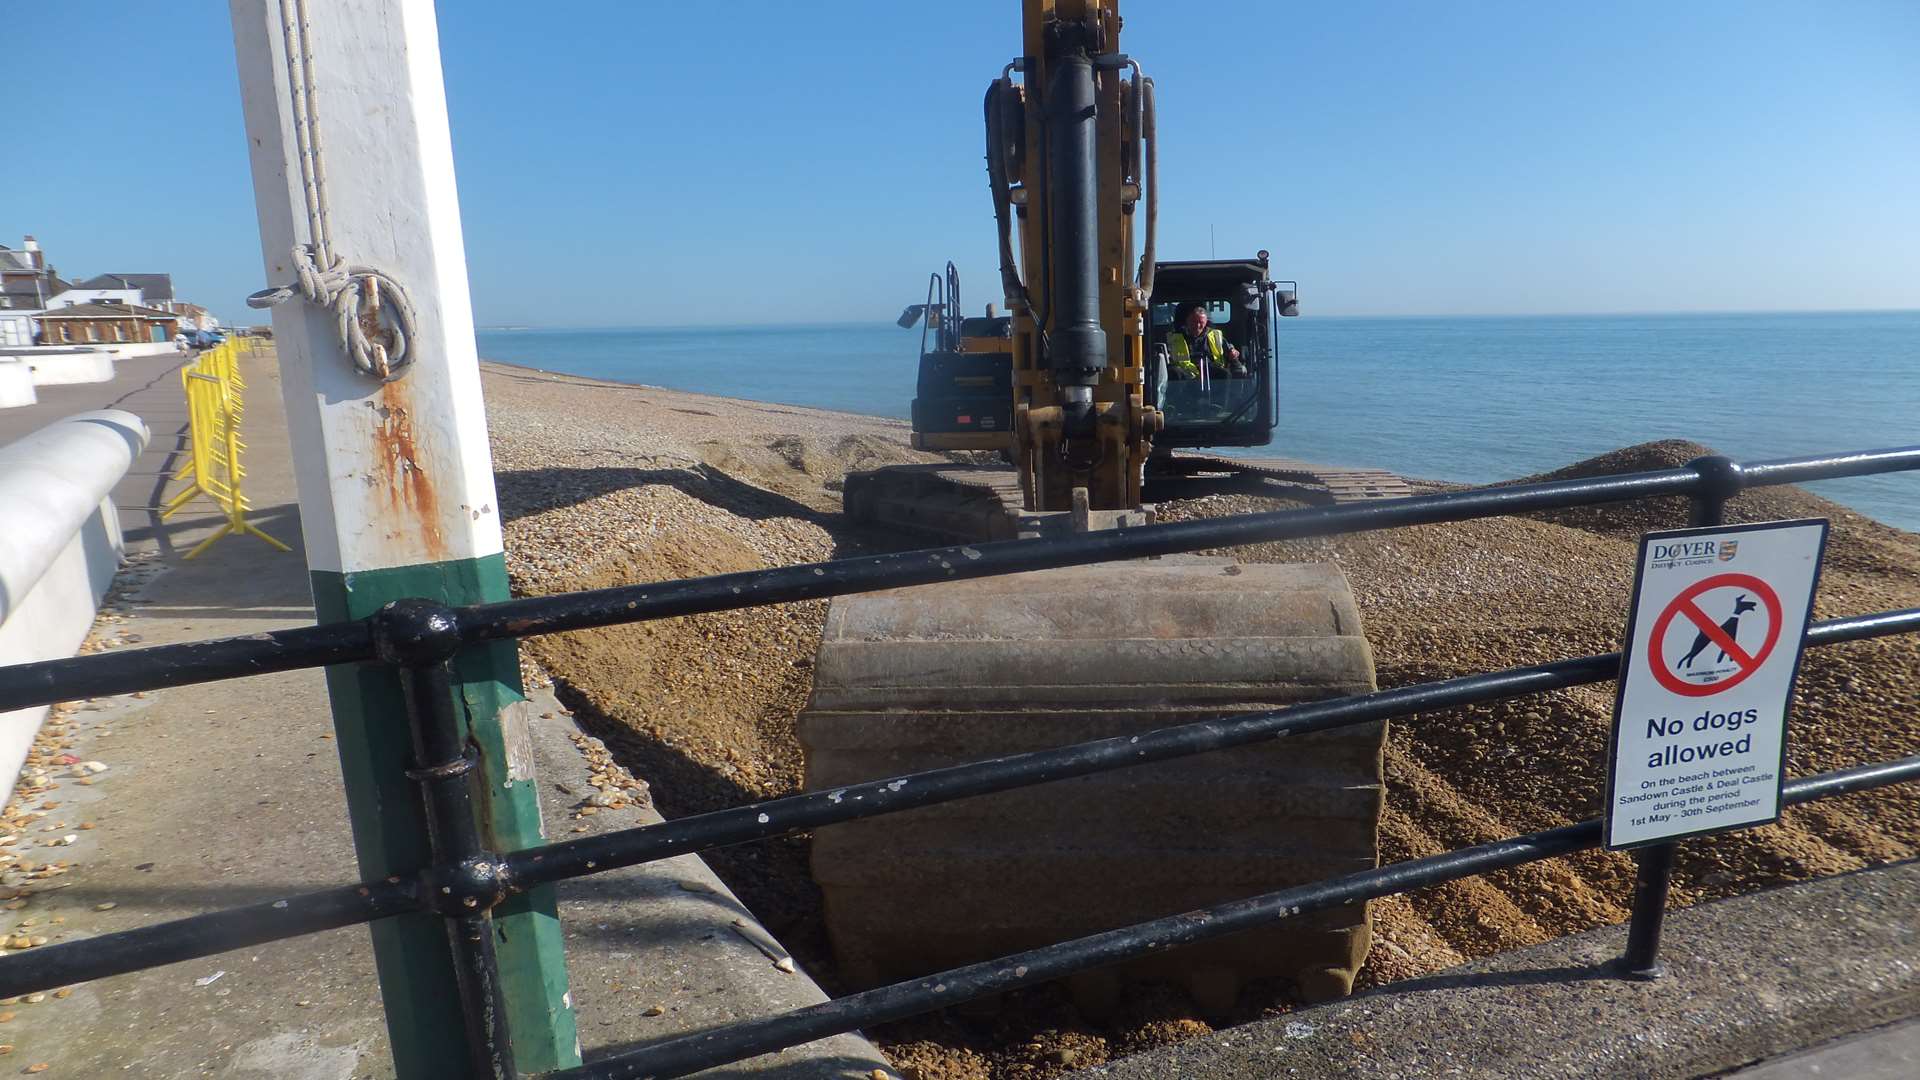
[800,0,1392,1008]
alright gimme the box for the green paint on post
[312,553,579,1076]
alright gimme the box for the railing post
[227,1,579,1072]
[376,601,515,1080]
[1619,454,1744,979]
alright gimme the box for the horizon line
[474,306,1920,332]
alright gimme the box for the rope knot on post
[244,0,419,384]
[249,245,418,382]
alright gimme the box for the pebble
[92,903,116,912]
[643,1004,665,1017]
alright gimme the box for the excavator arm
[988,0,1159,513]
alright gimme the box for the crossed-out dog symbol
[1678,594,1758,669]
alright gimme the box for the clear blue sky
[4,2,1916,325]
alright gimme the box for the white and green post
[228,0,579,1072]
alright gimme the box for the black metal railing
[1,447,1918,1079]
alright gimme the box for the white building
[0,312,34,348]
[46,287,142,309]
[73,274,174,311]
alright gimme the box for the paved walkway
[0,351,887,1078]
[1078,857,1920,1080]
[1728,1018,1920,1078]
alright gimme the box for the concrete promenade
[0,350,887,1078]
[1077,857,1920,1079]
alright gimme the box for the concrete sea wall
[0,410,149,797]
[0,348,115,387]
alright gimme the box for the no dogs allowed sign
[1605,519,1828,849]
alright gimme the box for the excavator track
[802,558,1382,1006]
[842,455,1413,547]
[1150,454,1415,504]
[815,457,1407,1005]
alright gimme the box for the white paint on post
[228,0,502,576]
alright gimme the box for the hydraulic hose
[1138,76,1158,300]
[984,77,1028,313]
[1044,46,1107,426]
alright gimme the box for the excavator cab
[1145,256,1296,450]
[907,256,1296,456]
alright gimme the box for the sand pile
[481,363,1920,1079]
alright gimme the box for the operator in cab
[1165,303,1246,379]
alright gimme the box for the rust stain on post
[372,381,449,560]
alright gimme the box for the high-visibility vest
[1166,328,1229,373]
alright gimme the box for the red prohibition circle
[1647,572,1783,697]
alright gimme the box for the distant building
[73,273,175,309]
[34,302,180,346]
[47,286,143,309]
[2,240,215,337]
[170,301,220,331]
[0,313,33,348]
[0,236,69,311]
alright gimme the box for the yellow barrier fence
[162,338,290,559]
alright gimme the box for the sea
[477,311,1920,531]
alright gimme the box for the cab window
[1149,298,1233,332]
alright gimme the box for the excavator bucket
[798,558,1384,1006]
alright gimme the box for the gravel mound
[1158,450,1920,992]
[481,364,1920,1079]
